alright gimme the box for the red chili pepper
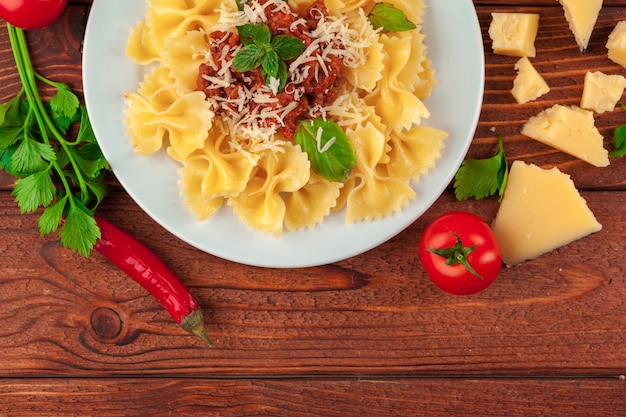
[93,216,212,346]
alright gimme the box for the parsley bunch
[0,25,109,256]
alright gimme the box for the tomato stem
[427,232,483,280]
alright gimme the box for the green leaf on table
[454,135,509,202]
[12,169,56,213]
[50,83,80,119]
[59,198,101,257]
[368,3,417,33]
[39,194,69,236]
[11,135,56,175]
[294,118,356,183]
[76,106,97,144]
[610,124,626,157]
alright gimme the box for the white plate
[82,0,484,268]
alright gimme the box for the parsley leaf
[368,3,417,33]
[454,135,509,202]
[60,198,101,257]
[12,168,56,213]
[610,124,626,157]
[49,83,80,119]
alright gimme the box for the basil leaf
[232,44,265,72]
[237,23,271,46]
[368,3,417,33]
[236,0,248,11]
[272,35,306,60]
[294,119,356,183]
[262,60,288,93]
[237,23,260,46]
[262,48,280,78]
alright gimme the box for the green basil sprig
[368,3,417,33]
[294,118,356,183]
[232,23,305,93]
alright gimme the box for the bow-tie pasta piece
[228,143,311,236]
[365,33,430,133]
[146,0,224,48]
[179,156,225,221]
[180,120,260,204]
[284,173,343,232]
[126,21,162,65]
[163,30,210,91]
[386,125,448,182]
[125,66,213,160]
[342,123,415,223]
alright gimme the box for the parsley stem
[7,24,88,203]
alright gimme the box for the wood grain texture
[0,190,624,377]
[474,5,626,190]
[0,377,624,416]
[0,1,626,415]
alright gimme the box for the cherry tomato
[419,211,502,295]
[0,0,67,30]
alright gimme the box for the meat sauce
[197,0,343,139]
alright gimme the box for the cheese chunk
[511,57,550,104]
[521,104,609,167]
[492,161,602,266]
[606,21,626,68]
[489,13,539,57]
[581,71,626,113]
[559,0,603,52]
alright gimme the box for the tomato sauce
[197,0,343,139]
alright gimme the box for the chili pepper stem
[180,308,213,346]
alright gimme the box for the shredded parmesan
[315,126,337,153]
[200,0,378,149]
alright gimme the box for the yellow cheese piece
[488,13,539,57]
[559,0,603,52]
[581,71,626,113]
[492,161,602,266]
[606,21,626,68]
[521,104,609,167]
[511,57,550,104]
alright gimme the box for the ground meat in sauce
[196,0,343,139]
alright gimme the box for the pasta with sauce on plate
[124,0,448,236]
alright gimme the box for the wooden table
[0,0,625,415]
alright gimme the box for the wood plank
[0,377,624,416]
[474,5,626,189]
[0,190,623,377]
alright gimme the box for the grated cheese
[315,126,337,153]
[202,0,378,150]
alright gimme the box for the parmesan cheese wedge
[558,0,603,52]
[488,13,540,57]
[492,161,602,266]
[580,71,626,113]
[521,104,609,167]
[606,21,626,68]
[511,57,550,104]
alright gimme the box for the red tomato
[0,0,67,30]
[419,211,502,295]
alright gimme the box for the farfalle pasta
[124,0,448,236]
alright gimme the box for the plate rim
[82,0,485,268]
